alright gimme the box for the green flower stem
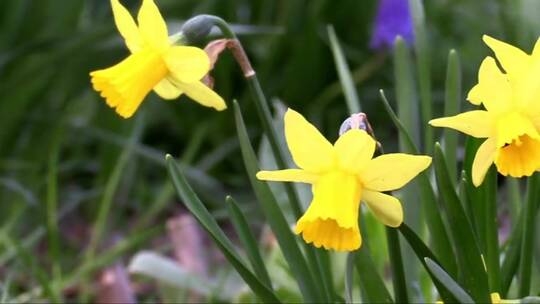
[208,16,331,301]
[518,173,540,296]
[484,169,500,292]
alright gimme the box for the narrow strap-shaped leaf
[518,173,540,296]
[386,227,408,303]
[393,36,420,151]
[433,143,490,302]
[354,247,394,303]
[500,210,523,297]
[463,137,485,247]
[380,90,456,276]
[226,195,273,287]
[315,249,335,302]
[327,24,361,114]
[245,75,330,301]
[443,49,461,182]
[408,0,433,154]
[424,258,474,304]
[165,155,280,303]
[233,101,321,302]
[392,39,423,291]
[398,224,456,303]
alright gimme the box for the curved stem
[207,16,332,302]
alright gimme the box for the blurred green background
[0,0,539,302]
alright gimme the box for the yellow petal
[483,35,529,78]
[467,57,512,113]
[294,171,362,251]
[256,169,318,184]
[466,84,482,106]
[495,135,540,177]
[333,129,376,174]
[137,0,169,49]
[495,111,540,147]
[284,109,335,173]
[90,49,168,118]
[472,137,497,187]
[111,0,142,52]
[153,78,182,99]
[360,154,431,192]
[362,190,403,227]
[429,110,494,138]
[164,46,210,83]
[174,81,226,111]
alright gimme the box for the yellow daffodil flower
[437,292,510,304]
[256,109,431,251]
[430,35,540,186]
[90,0,226,118]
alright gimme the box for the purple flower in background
[370,0,414,50]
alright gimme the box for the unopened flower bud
[181,15,215,43]
[339,113,369,136]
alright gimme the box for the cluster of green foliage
[0,0,539,302]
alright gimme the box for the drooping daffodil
[256,109,431,251]
[430,35,540,186]
[90,0,226,118]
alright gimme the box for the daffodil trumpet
[90,0,226,118]
[430,35,540,186]
[257,109,432,251]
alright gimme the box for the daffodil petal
[137,0,169,49]
[466,84,482,106]
[153,78,182,100]
[334,129,376,173]
[472,137,496,187]
[467,57,512,113]
[256,169,318,184]
[360,153,431,192]
[495,111,540,147]
[483,35,529,78]
[362,190,403,227]
[429,110,494,138]
[164,46,210,83]
[111,0,142,52]
[284,109,335,173]
[174,81,226,111]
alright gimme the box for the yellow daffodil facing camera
[256,109,431,251]
[430,35,540,186]
[90,0,226,118]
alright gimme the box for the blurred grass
[0,0,539,301]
